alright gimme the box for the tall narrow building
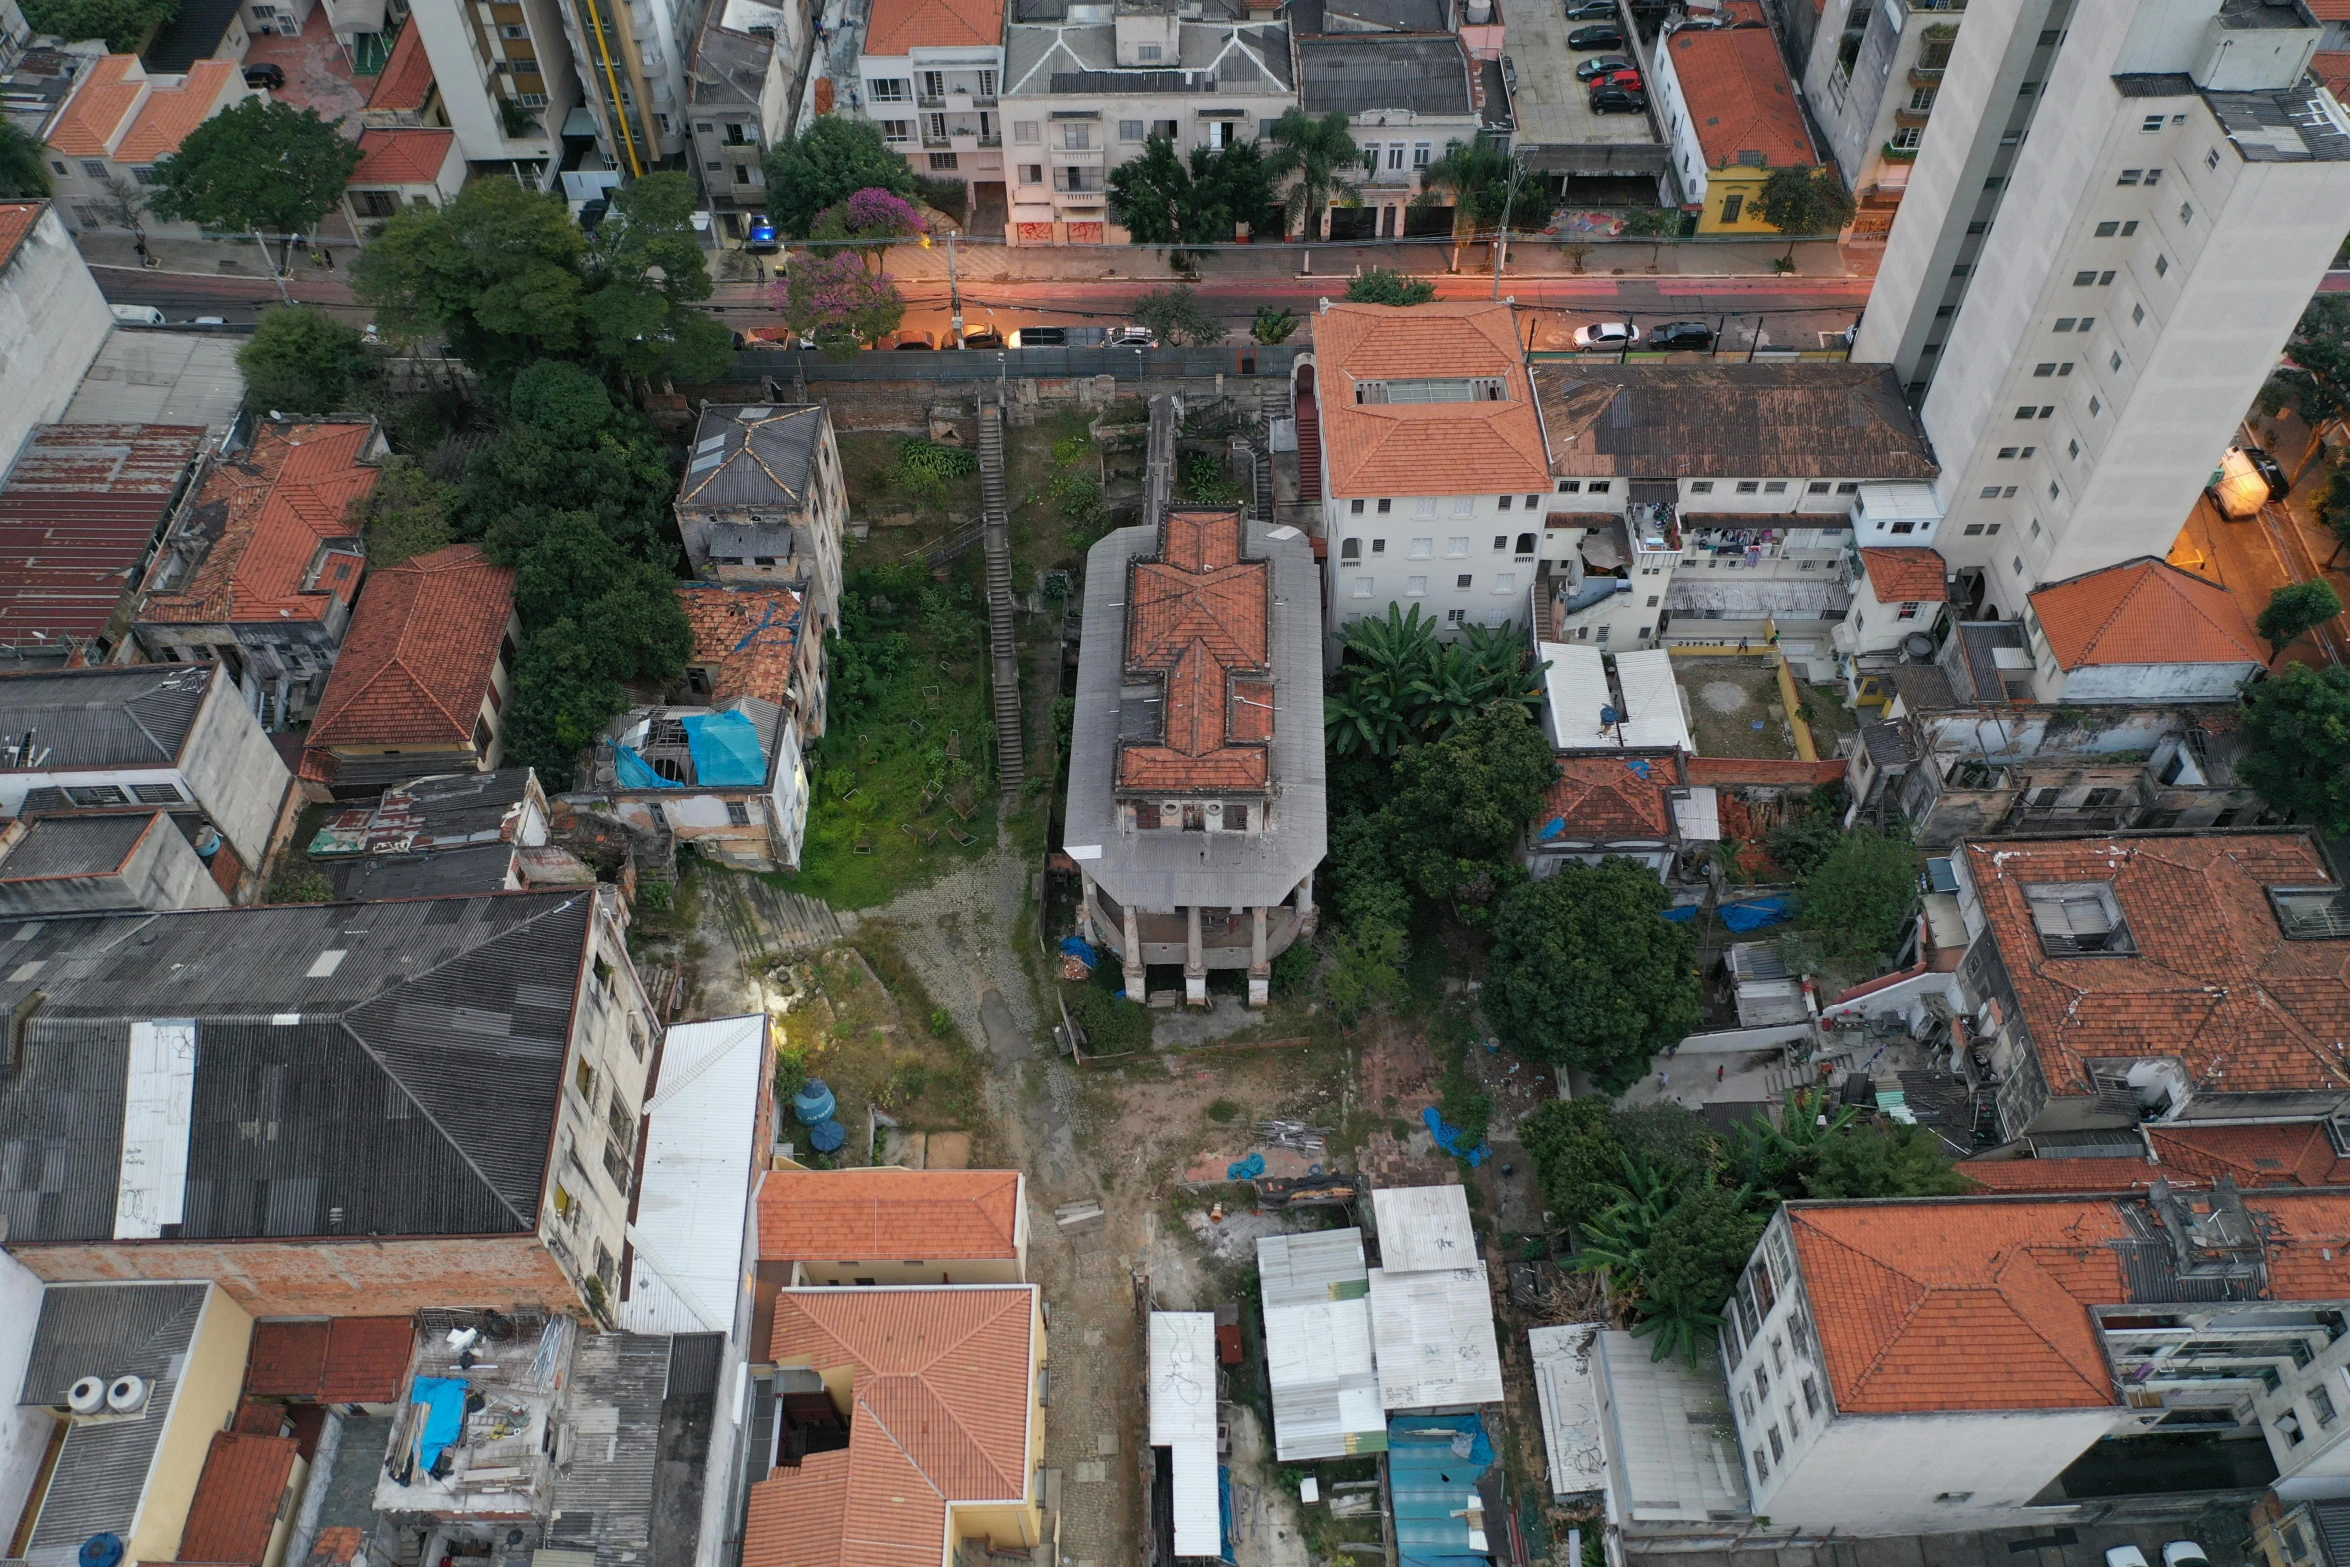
[1853,0,2350,630]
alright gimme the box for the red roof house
[2026,556,2264,701]
[1116,508,1274,796]
[758,1168,1026,1285]
[178,1431,303,1567]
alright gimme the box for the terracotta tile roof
[0,203,43,272]
[757,1168,1022,1262]
[115,60,242,163]
[2148,1123,2350,1189]
[864,0,1004,56]
[1664,2,1816,172]
[1117,507,1273,795]
[1684,755,1846,787]
[1963,832,2350,1103]
[678,582,802,708]
[45,56,143,158]
[244,1320,330,1397]
[139,423,380,629]
[244,1316,413,1402]
[1312,303,1552,499]
[1957,1156,2183,1193]
[1535,363,1935,481]
[1859,547,1947,604]
[748,1286,1035,1567]
[1536,754,1679,841]
[2250,1190,2350,1298]
[2310,0,2350,21]
[0,422,207,645]
[2317,51,2350,98]
[307,1526,367,1567]
[179,1431,301,1565]
[306,544,514,751]
[1787,1198,2128,1413]
[350,127,453,187]
[367,23,434,111]
[2029,557,2261,670]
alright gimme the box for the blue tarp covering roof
[412,1376,469,1472]
[685,710,767,786]
[1390,1414,1496,1567]
[1661,896,1792,929]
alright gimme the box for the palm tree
[1268,109,1360,246]
[1417,136,1545,274]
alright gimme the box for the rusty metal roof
[0,424,205,648]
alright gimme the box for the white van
[110,304,166,326]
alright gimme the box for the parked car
[1589,84,1648,113]
[242,62,285,89]
[1565,0,1618,16]
[893,332,935,350]
[2106,1551,2150,1567]
[1573,321,1642,348]
[745,214,780,254]
[963,329,1007,349]
[2243,442,2289,500]
[1650,320,1714,350]
[1010,325,1067,347]
[1569,22,1625,47]
[1104,324,1158,347]
[2162,1545,2211,1567]
[1575,54,1635,80]
[110,304,166,326]
[1592,68,1643,90]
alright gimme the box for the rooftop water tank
[792,1079,836,1127]
[807,1117,847,1154]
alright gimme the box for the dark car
[2244,442,2289,501]
[962,329,1007,349]
[1565,0,1617,16]
[1650,320,1714,350]
[1575,53,1633,80]
[1569,22,1624,47]
[1589,84,1647,112]
[745,213,780,254]
[1012,325,1068,347]
[242,61,285,89]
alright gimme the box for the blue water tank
[807,1117,847,1154]
[81,1534,125,1567]
[792,1079,836,1126]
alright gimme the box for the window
[2001,486,2018,497]
[1062,123,1090,149]
[2088,396,2101,416]
[1497,495,1512,511]
[1755,1364,1770,1400]
[1446,537,1468,556]
[1908,85,1935,112]
[1890,520,1918,534]
[2142,113,2166,132]
[2073,271,2098,286]
[2069,439,2080,458]
[1456,574,1472,589]
[1808,481,1829,494]
[1754,1448,1770,1480]
[1515,533,1536,556]
[726,799,752,826]
[80,159,104,179]
[880,120,912,142]
[1377,499,1392,514]
[1494,573,1516,594]
[1764,481,1787,494]
[2035,363,2056,376]
[2053,318,2078,333]
[1138,42,1160,58]
[1014,120,1039,142]
[1935,1492,1976,1504]
[1739,1388,1755,1422]
[1801,1376,1820,1415]
[1120,119,1143,141]
[1406,575,1427,596]
[2058,363,2073,375]
[1736,480,1760,494]
[2047,480,2059,500]
[2145,168,2163,185]
[1492,535,1507,550]
[1414,143,1431,168]
[1373,539,1386,554]
[1446,609,1465,625]
[2155,254,2169,277]
[1415,497,1437,518]
[1981,486,2002,499]
[1387,144,1405,171]
[2095,220,2118,236]
[2024,882,2135,955]
[2118,169,2141,184]
[1768,1426,1785,1462]
[2179,202,2194,225]
[1835,482,1857,494]
[1452,496,1473,516]
[1350,499,1365,515]
[1590,482,1612,494]
[1351,576,1373,598]
[575,1058,599,1109]
[929,153,958,171]
[1409,538,1432,557]
[1722,193,1744,223]
[1020,164,1043,185]
[2270,886,2350,940]
[2016,407,2039,420]
[1690,480,1714,494]
[1341,537,1361,558]
[1152,119,1177,140]
[1964,523,1984,535]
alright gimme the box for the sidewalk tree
[354,179,587,371]
[811,184,928,266]
[2274,295,2350,434]
[147,99,362,250]
[1793,831,1915,968]
[1344,266,1436,306]
[2242,662,2350,836]
[0,122,52,198]
[89,172,152,246]
[1109,139,1272,261]
[763,117,915,238]
[21,0,175,52]
[581,170,733,381]
[2319,468,2350,564]
[1418,136,1549,273]
[776,249,906,358]
[1251,305,1299,344]
[1486,858,1701,1093]
[1753,165,1855,259]
[236,306,373,413]
[1130,285,1224,346]
[2257,578,2343,659]
[1268,108,1360,241]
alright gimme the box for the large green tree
[1108,138,1274,257]
[345,455,455,567]
[1753,166,1856,257]
[1416,136,1550,273]
[0,122,53,199]
[1520,1098,1627,1231]
[147,99,362,240]
[1387,703,1556,906]
[580,171,734,381]
[21,0,174,53]
[1807,1120,1973,1199]
[459,361,674,556]
[1795,832,1916,969]
[2257,578,2343,659]
[237,306,373,414]
[1268,108,1359,242]
[763,117,915,238]
[352,179,587,372]
[1486,859,1700,1092]
[1325,605,1542,755]
[2243,662,2350,835]
[2273,295,2350,434]
[1130,285,1225,346]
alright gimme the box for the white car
[1573,321,1641,349]
[2163,1545,2211,1567]
[2107,1551,2149,1567]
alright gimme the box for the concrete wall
[0,813,230,915]
[0,205,112,475]
[1762,1405,2121,1532]
[10,1235,584,1317]
[2049,659,2262,703]
[790,1257,1022,1286]
[0,1251,50,1550]
[542,889,660,1301]
[128,1284,254,1567]
[184,666,295,867]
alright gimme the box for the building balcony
[1881,142,1919,161]
[1893,105,1932,128]
[918,93,944,107]
[923,134,951,148]
[1910,62,1944,83]
[977,134,1001,147]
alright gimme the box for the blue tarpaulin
[1539,817,1566,841]
[684,711,767,786]
[612,747,672,789]
[1422,1105,1491,1167]
[1720,895,1793,931]
[1217,1465,1237,1564]
[412,1376,468,1472]
[1226,1151,1266,1181]
[1626,758,1651,780]
[1059,936,1098,970]
[1389,1414,1496,1567]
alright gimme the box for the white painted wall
[1760,1405,2123,1531]
[1324,489,1552,636]
[0,205,112,474]
[0,1252,51,1548]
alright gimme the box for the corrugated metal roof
[0,663,214,768]
[1592,1330,1748,1524]
[1148,1312,1218,1558]
[0,424,204,646]
[620,1015,766,1335]
[1367,1264,1504,1411]
[1387,1414,1493,1564]
[1257,1228,1384,1461]
[0,813,156,880]
[1612,648,1695,754]
[677,406,825,514]
[1527,1324,1605,1500]
[1370,1186,1476,1274]
[545,1332,675,1567]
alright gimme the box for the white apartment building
[1801,0,1966,242]
[1001,0,1294,246]
[549,0,702,176]
[1853,0,2350,627]
[396,0,581,187]
[859,0,1006,231]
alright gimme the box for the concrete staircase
[979,394,1024,798]
[1294,389,1323,505]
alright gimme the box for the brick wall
[10,1235,587,1318]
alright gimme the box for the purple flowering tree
[812,185,929,268]
[776,250,907,359]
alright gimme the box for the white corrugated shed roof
[1673,785,1720,842]
[1528,1325,1606,1499]
[1370,1186,1475,1272]
[1258,1228,1385,1460]
[1611,648,1695,752]
[618,1014,767,1334]
[1149,1313,1220,1558]
[1366,1186,1504,1411]
[1539,641,1613,749]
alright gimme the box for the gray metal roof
[1064,507,1325,910]
[545,1332,682,1567]
[2206,76,2350,163]
[688,14,778,110]
[1005,22,1295,97]
[62,333,248,434]
[1535,363,1939,482]
[1287,0,1450,34]
[0,813,158,880]
[0,890,599,1244]
[1298,34,1474,117]
[677,406,826,515]
[1592,1329,1749,1524]
[0,664,215,770]
[322,841,520,901]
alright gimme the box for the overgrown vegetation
[237,307,375,415]
[2243,662,2350,836]
[1343,266,1437,307]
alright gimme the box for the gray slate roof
[0,891,598,1245]
[322,842,521,901]
[678,406,827,514]
[689,14,778,109]
[0,665,214,770]
[1298,34,1474,117]
[1287,0,1450,35]
[1533,363,1939,481]
[0,814,158,880]
[1005,22,1295,97]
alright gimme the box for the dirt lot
[1684,659,1798,760]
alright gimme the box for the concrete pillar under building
[1248,904,1269,1007]
[1122,900,1145,998]
[1184,904,1206,1005]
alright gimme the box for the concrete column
[1123,900,1145,998]
[1077,871,1098,945]
[1247,904,1269,1008]
[1184,904,1206,1005]
[1295,872,1318,938]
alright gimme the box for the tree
[147,99,362,247]
[1344,266,1436,306]
[1109,139,1274,260]
[1807,1119,1973,1199]
[1251,306,1300,344]
[237,306,373,414]
[2319,469,2350,565]
[2258,578,2343,659]
[776,250,905,359]
[1629,1184,1764,1362]
[811,185,928,266]
[2242,662,2350,836]
[88,171,152,248]
[763,117,915,238]
[1268,108,1359,242]
[1389,704,1556,907]
[1325,921,1406,1026]
[353,179,587,372]
[1417,136,1550,273]
[345,455,455,566]
[1615,1103,1721,1181]
[0,122,49,199]
[21,0,175,52]
[1795,832,1916,969]
[1764,783,1849,879]
[460,363,676,555]
[580,171,733,381]
[1752,166,1856,258]
[2273,295,2350,438]
[1487,859,1701,1092]
[500,620,634,786]
[1520,1098,1627,1230]
[1130,285,1224,346]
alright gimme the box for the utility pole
[1490,155,1518,302]
[946,230,964,349]
[252,227,293,308]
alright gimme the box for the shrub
[890,437,977,505]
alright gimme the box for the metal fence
[733,344,1303,381]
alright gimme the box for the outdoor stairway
[1293,390,1322,504]
[1248,437,1273,521]
[980,396,1024,798]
